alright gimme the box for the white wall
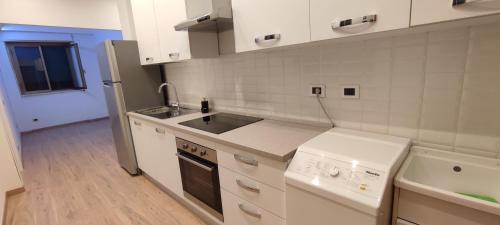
[0,0,121,30]
[0,68,23,171]
[0,88,23,223]
[0,26,122,132]
[116,0,137,40]
[164,22,500,159]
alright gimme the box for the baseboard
[22,117,110,134]
[142,173,220,225]
[6,188,24,197]
[3,187,25,225]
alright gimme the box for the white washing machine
[285,128,411,225]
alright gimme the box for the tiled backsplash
[164,23,500,159]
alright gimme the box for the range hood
[174,0,233,31]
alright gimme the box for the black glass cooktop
[178,113,263,134]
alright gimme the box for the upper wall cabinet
[232,0,310,53]
[310,0,411,42]
[130,0,162,65]
[411,0,500,26]
[130,0,218,65]
[154,0,192,63]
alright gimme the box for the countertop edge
[127,112,301,162]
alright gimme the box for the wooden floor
[5,119,206,225]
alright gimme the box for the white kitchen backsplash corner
[164,22,500,159]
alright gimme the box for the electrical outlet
[309,84,326,97]
[341,85,360,99]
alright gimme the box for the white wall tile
[164,23,500,159]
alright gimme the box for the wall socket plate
[341,85,360,99]
[309,84,326,97]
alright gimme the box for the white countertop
[127,111,327,162]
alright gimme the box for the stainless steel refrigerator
[98,40,164,175]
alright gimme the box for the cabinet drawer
[219,167,285,218]
[217,148,287,191]
[396,218,418,225]
[310,0,411,41]
[397,189,500,225]
[221,190,285,225]
[411,0,500,26]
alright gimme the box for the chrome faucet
[158,82,180,111]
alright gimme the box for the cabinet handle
[155,127,165,134]
[134,121,141,126]
[236,179,260,193]
[168,52,180,59]
[452,0,499,6]
[254,34,281,45]
[332,14,377,29]
[145,57,154,62]
[234,154,258,167]
[238,204,262,219]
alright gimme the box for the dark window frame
[6,41,87,95]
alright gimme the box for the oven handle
[176,153,214,172]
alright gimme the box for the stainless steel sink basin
[135,106,195,119]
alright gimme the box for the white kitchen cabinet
[219,167,285,218]
[221,189,285,225]
[411,0,500,26]
[310,0,411,41]
[130,0,162,65]
[231,0,310,52]
[154,0,192,62]
[129,117,183,196]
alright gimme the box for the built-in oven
[175,138,223,221]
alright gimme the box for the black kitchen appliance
[178,113,263,134]
[176,138,223,221]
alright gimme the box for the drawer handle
[134,121,141,126]
[332,14,377,29]
[238,204,262,219]
[254,34,281,45]
[168,52,180,58]
[236,179,260,193]
[145,57,154,62]
[155,128,165,134]
[452,0,500,6]
[234,154,258,167]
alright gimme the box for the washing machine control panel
[288,151,386,198]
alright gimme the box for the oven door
[177,151,223,219]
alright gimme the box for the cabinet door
[232,0,310,52]
[154,0,192,62]
[310,0,411,41]
[129,118,152,173]
[149,125,183,196]
[130,0,162,65]
[411,0,500,26]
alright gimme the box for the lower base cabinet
[221,189,285,225]
[393,188,500,225]
[129,117,183,196]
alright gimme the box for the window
[6,42,86,95]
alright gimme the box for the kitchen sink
[135,106,195,119]
[395,146,500,216]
